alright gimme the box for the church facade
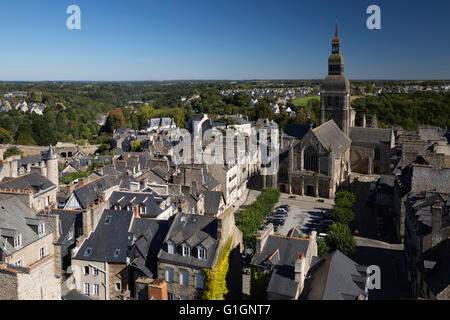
[278,23,394,199]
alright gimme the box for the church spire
[335,18,339,38]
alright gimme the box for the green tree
[0,128,13,144]
[317,237,330,258]
[130,139,143,152]
[325,223,356,257]
[104,108,126,133]
[330,205,355,225]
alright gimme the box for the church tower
[320,21,351,136]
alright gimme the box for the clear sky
[0,0,449,81]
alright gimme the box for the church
[277,22,394,198]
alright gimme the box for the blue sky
[0,0,449,80]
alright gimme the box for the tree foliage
[317,237,330,258]
[236,188,280,251]
[203,238,232,300]
[325,223,356,257]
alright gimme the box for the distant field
[291,95,320,107]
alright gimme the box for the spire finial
[335,17,338,37]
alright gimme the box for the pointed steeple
[335,18,339,38]
[45,144,57,160]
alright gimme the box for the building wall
[107,263,128,300]
[157,262,204,300]
[5,232,55,268]
[16,255,61,300]
[0,271,18,300]
[72,259,108,300]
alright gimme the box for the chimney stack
[431,201,443,246]
[148,279,168,300]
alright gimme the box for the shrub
[203,237,232,300]
[330,205,355,225]
[3,146,23,159]
[317,237,330,258]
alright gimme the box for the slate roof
[0,172,56,196]
[199,190,223,215]
[407,192,449,235]
[129,219,170,278]
[63,289,92,300]
[419,239,450,299]
[109,191,172,218]
[411,166,450,194]
[74,209,133,263]
[158,213,219,269]
[305,250,368,300]
[0,197,53,256]
[50,209,82,245]
[349,127,391,144]
[71,175,120,209]
[251,234,311,299]
[312,120,351,155]
[283,124,310,140]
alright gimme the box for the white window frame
[198,246,207,260]
[167,241,174,254]
[38,223,45,236]
[84,283,90,296]
[165,267,174,282]
[139,205,146,215]
[67,230,74,241]
[93,283,99,296]
[180,269,189,286]
[115,282,121,291]
[15,260,22,267]
[39,246,46,259]
[182,244,190,257]
[93,267,99,277]
[84,266,90,275]
[14,234,22,248]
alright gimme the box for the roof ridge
[320,250,338,300]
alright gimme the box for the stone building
[0,197,61,299]
[250,225,318,300]
[277,23,395,198]
[157,210,243,300]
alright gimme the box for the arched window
[278,166,288,183]
[304,146,318,172]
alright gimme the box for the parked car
[273,207,287,214]
[271,210,288,217]
[318,232,328,238]
[276,205,290,211]
[320,209,331,218]
[271,219,285,226]
[268,214,287,221]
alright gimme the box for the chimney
[256,223,274,253]
[148,279,168,300]
[294,253,305,283]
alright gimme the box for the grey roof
[419,239,450,299]
[50,209,82,245]
[199,190,223,215]
[411,166,450,194]
[129,219,170,278]
[109,191,171,218]
[71,176,120,209]
[74,209,133,263]
[312,120,351,155]
[62,289,92,300]
[0,197,53,256]
[251,234,311,299]
[0,172,56,196]
[19,154,44,167]
[305,250,368,300]
[158,213,218,269]
[283,124,310,140]
[44,145,57,160]
[349,127,391,144]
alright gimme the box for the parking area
[270,193,334,237]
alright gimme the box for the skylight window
[84,248,92,257]
[114,249,120,257]
[105,216,111,224]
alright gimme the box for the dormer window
[13,234,22,248]
[127,205,133,212]
[198,246,207,260]
[182,244,190,257]
[167,240,175,254]
[38,223,45,236]
[139,205,146,215]
[114,204,121,210]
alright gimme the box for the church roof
[312,120,351,155]
[349,127,391,144]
